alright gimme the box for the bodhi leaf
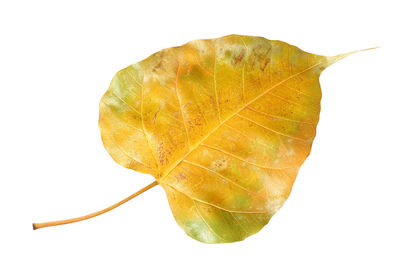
[99,34,352,243]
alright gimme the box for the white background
[1,0,399,266]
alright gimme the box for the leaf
[99,34,346,243]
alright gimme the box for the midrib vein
[158,61,322,182]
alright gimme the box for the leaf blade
[99,35,334,243]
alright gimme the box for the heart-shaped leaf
[99,35,350,243]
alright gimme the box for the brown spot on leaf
[261,58,270,71]
[153,106,161,123]
[176,172,187,183]
[211,158,227,171]
[152,61,163,72]
[233,49,246,65]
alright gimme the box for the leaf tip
[327,46,380,65]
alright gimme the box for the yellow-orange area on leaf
[99,34,359,243]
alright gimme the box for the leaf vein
[246,106,316,125]
[236,114,310,142]
[175,62,191,147]
[182,159,258,194]
[163,183,266,214]
[192,200,227,242]
[140,74,160,177]
[201,144,293,170]
[110,91,141,115]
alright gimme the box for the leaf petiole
[32,181,158,230]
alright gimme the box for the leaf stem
[32,181,158,230]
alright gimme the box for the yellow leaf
[99,34,352,243]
